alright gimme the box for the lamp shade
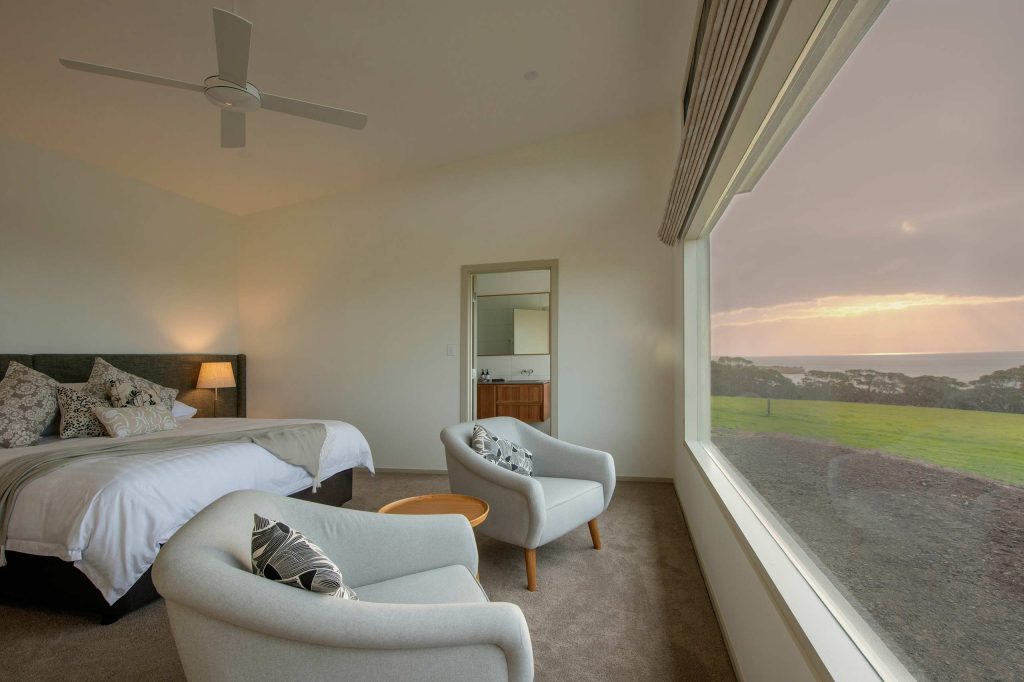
[197,362,236,389]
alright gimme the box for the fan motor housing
[203,76,261,112]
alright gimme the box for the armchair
[441,417,615,591]
[153,489,533,681]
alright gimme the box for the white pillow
[171,400,198,420]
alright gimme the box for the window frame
[684,243,912,681]
[678,0,917,679]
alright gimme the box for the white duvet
[1,418,374,604]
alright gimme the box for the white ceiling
[0,1,697,215]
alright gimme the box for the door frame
[459,259,559,436]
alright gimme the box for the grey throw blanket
[0,423,327,565]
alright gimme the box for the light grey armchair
[153,489,533,682]
[441,417,615,591]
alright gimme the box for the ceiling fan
[59,7,368,148]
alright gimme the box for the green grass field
[712,395,1024,487]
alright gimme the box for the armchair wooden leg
[524,548,538,591]
[588,518,602,550]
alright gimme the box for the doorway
[460,260,558,435]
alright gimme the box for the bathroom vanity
[476,380,551,422]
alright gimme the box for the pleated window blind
[658,0,770,245]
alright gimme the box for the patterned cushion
[84,358,178,410]
[251,514,358,600]
[56,385,109,439]
[93,404,179,438]
[0,362,60,448]
[471,424,534,476]
[108,379,160,408]
[41,383,89,437]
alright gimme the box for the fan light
[203,76,262,112]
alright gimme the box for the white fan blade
[59,58,204,92]
[212,8,252,87]
[260,93,368,130]
[221,110,246,148]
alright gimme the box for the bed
[0,353,373,622]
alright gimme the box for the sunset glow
[713,293,1024,328]
[712,293,1024,357]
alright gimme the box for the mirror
[476,293,550,355]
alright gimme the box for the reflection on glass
[477,293,550,356]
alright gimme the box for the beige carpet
[0,471,735,681]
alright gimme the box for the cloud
[713,292,1024,328]
[711,293,1024,356]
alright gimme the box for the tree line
[712,357,1024,415]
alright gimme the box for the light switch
[446,344,456,357]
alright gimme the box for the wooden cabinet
[477,382,550,422]
[477,382,496,419]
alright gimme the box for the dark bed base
[0,468,354,624]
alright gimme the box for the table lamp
[197,362,236,417]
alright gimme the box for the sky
[710,0,1024,357]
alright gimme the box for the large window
[708,1,1023,679]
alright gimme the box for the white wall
[675,451,820,681]
[476,355,551,381]
[0,134,241,353]
[475,270,551,295]
[239,111,679,476]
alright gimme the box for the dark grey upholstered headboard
[0,354,246,419]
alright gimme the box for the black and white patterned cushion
[471,425,534,476]
[251,514,358,600]
[0,362,60,448]
[108,379,160,408]
[84,358,177,411]
[56,385,109,439]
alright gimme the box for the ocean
[732,351,1024,383]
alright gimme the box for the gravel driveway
[714,429,1024,681]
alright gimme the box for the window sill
[683,438,913,681]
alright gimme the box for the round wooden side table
[378,493,490,527]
